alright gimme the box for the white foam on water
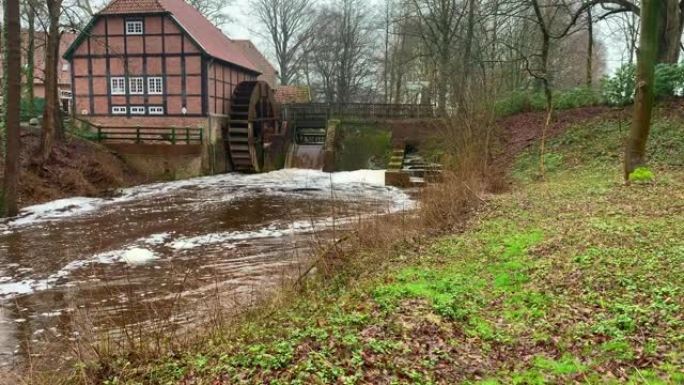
[0,169,414,299]
[168,226,287,251]
[6,197,103,228]
[0,169,412,230]
[0,246,159,299]
[120,248,159,264]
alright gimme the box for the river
[0,169,413,370]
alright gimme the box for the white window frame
[110,77,126,95]
[147,77,163,95]
[129,77,144,95]
[148,106,165,115]
[130,106,146,115]
[112,106,127,115]
[125,20,143,35]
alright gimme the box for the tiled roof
[233,40,278,87]
[275,86,311,104]
[94,0,259,74]
[100,0,164,14]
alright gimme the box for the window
[129,77,144,95]
[112,106,127,115]
[148,106,165,115]
[111,77,125,95]
[126,20,143,35]
[130,106,146,115]
[61,63,70,71]
[147,77,163,95]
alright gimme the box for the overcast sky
[222,0,629,74]
[84,0,629,74]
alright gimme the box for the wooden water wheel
[225,81,278,173]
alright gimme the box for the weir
[284,107,332,170]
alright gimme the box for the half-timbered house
[65,0,261,119]
[64,0,279,178]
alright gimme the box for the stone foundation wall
[105,143,203,180]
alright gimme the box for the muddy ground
[0,127,148,208]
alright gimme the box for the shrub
[628,167,655,184]
[602,63,684,106]
[20,97,45,121]
[553,87,602,109]
[494,91,533,117]
[601,64,636,106]
[495,87,602,117]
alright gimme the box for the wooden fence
[283,103,435,121]
[94,125,203,145]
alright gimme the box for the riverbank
[0,127,148,208]
[37,107,682,384]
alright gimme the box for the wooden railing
[283,103,436,120]
[94,125,203,145]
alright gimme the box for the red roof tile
[275,86,311,104]
[96,0,259,73]
[100,0,164,14]
[159,0,258,73]
[233,40,278,87]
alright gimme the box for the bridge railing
[283,103,435,121]
[92,125,203,145]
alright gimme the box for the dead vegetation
[0,127,148,208]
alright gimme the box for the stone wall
[105,143,203,180]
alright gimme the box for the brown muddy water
[0,169,413,371]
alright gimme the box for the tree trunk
[383,0,391,104]
[3,0,21,217]
[460,0,477,109]
[656,0,682,64]
[586,7,594,88]
[625,0,661,181]
[436,51,449,116]
[26,2,36,118]
[38,0,63,165]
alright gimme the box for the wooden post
[171,127,176,145]
[186,127,190,144]
[136,126,141,143]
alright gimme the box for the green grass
[72,113,683,384]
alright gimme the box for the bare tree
[410,0,466,115]
[250,0,314,85]
[304,0,376,104]
[575,0,682,64]
[24,0,37,118]
[335,0,375,104]
[3,0,22,217]
[36,0,63,165]
[625,0,660,182]
[186,0,233,28]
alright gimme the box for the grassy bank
[60,111,682,384]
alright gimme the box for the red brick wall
[208,61,257,116]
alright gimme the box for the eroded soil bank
[0,128,148,208]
